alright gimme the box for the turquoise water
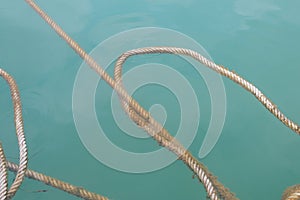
[0,0,300,199]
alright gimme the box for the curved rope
[23,0,236,199]
[0,0,294,199]
[0,69,28,199]
[0,67,109,200]
[114,47,300,199]
[114,49,240,199]
[114,47,300,135]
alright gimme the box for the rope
[0,0,296,199]
[0,69,28,199]
[0,67,108,200]
[115,47,300,135]
[0,143,8,200]
[7,162,108,200]
[23,0,236,199]
[114,47,300,199]
[282,185,300,200]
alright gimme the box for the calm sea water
[0,0,300,199]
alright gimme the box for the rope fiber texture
[0,69,28,200]
[0,0,298,199]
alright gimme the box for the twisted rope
[115,47,300,135]
[0,143,8,200]
[0,67,108,200]
[7,162,108,200]
[23,0,235,199]
[114,49,240,199]
[0,0,297,199]
[23,0,300,199]
[0,69,28,199]
[114,47,300,199]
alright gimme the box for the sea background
[0,0,300,199]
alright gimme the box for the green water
[0,0,300,199]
